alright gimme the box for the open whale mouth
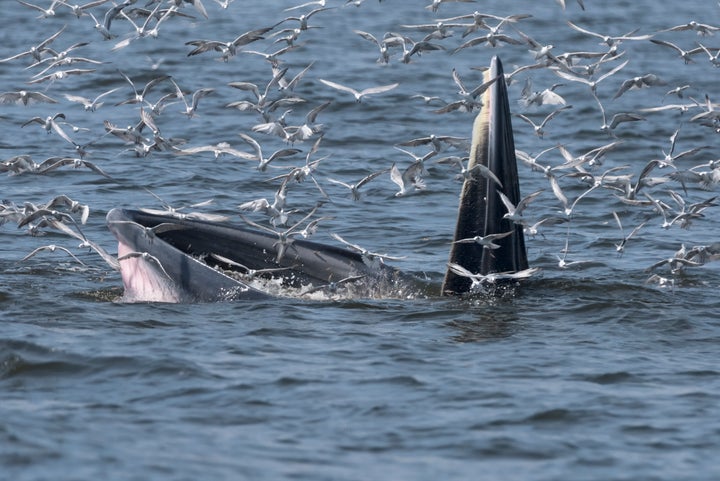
[106,208,422,303]
[106,56,531,303]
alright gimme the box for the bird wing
[318,79,359,97]
[359,82,399,96]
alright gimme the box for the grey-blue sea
[1,1,720,480]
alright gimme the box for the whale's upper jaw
[442,56,529,295]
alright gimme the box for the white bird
[170,80,215,118]
[452,231,513,249]
[327,168,388,201]
[330,232,406,268]
[435,155,503,187]
[21,244,86,265]
[498,189,544,225]
[518,78,567,108]
[515,105,572,138]
[238,133,301,171]
[650,39,703,64]
[660,20,720,37]
[390,162,426,197]
[16,0,64,18]
[553,59,629,96]
[612,211,647,255]
[612,73,666,100]
[0,25,66,63]
[566,21,653,47]
[284,0,325,12]
[318,78,399,102]
[447,263,540,288]
[0,90,57,105]
[63,87,119,112]
[117,251,173,280]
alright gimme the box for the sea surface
[2,1,720,480]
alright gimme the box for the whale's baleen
[106,56,529,302]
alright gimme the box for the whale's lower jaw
[107,209,268,303]
[106,56,528,302]
[106,208,421,303]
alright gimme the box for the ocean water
[1,1,720,480]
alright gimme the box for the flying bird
[318,79,399,102]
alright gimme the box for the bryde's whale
[106,56,531,302]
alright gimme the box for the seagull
[424,0,476,13]
[397,37,446,64]
[55,0,113,18]
[115,71,170,106]
[37,157,113,178]
[696,43,720,67]
[515,105,572,138]
[645,244,703,274]
[592,92,645,136]
[452,231,513,249]
[86,10,115,40]
[389,162,425,197]
[612,211,647,256]
[237,133,301,171]
[117,251,173,280]
[435,155,503,187]
[22,112,67,135]
[518,78,566,108]
[41,194,90,224]
[170,81,215,118]
[326,168,389,201]
[284,0,325,12]
[15,0,64,18]
[553,59,629,96]
[209,253,293,279]
[451,69,500,99]
[21,244,87,265]
[447,263,540,288]
[212,0,236,9]
[650,39,703,64]
[660,20,720,36]
[523,216,568,238]
[498,189,544,225]
[612,73,666,100]
[300,275,367,297]
[239,214,303,263]
[330,232,406,267]
[318,78,399,102]
[353,29,392,64]
[286,100,331,142]
[0,90,57,105]
[175,142,255,160]
[397,134,467,153]
[26,68,96,85]
[566,21,653,47]
[238,179,294,227]
[556,235,594,269]
[556,0,585,10]
[0,25,66,63]
[185,26,273,59]
[655,128,708,168]
[662,84,692,101]
[280,6,333,31]
[63,87,119,111]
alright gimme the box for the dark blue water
[2,1,720,479]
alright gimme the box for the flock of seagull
[1,0,720,294]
